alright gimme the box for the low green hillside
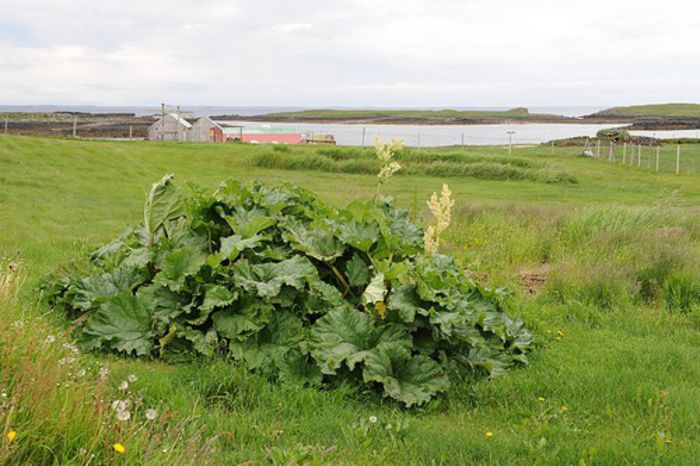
[595,103,700,118]
[263,107,565,120]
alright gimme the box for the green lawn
[1,135,700,465]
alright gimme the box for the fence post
[676,144,681,175]
[361,127,366,146]
[596,139,601,158]
[622,142,627,164]
[655,146,660,173]
[637,144,642,167]
[129,125,133,141]
[72,116,77,138]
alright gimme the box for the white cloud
[0,0,698,106]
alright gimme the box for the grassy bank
[2,135,700,464]
[592,103,700,118]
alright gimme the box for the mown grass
[2,135,700,464]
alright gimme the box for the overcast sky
[1,0,699,107]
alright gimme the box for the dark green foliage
[252,149,576,184]
[43,175,532,406]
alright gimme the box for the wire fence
[577,141,700,176]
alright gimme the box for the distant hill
[238,107,572,124]
[591,103,700,118]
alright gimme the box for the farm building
[185,116,224,143]
[222,127,304,144]
[148,113,192,141]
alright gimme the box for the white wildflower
[45,335,56,344]
[127,374,138,383]
[76,369,86,378]
[118,381,129,391]
[111,399,129,412]
[98,366,109,380]
[117,410,131,422]
[145,408,158,421]
[79,448,87,456]
[374,137,404,195]
[423,184,454,255]
[368,415,378,424]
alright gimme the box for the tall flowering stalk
[375,137,404,197]
[423,184,454,255]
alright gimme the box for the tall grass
[0,261,218,465]
[252,149,577,184]
[443,204,700,311]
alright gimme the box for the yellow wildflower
[560,405,569,413]
[375,301,387,319]
[485,431,494,438]
[113,443,125,454]
[7,430,16,442]
[537,397,546,402]
[557,329,564,337]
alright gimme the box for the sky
[1,0,699,107]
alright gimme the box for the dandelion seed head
[368,415,378,424]
[145,408,158,421]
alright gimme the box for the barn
[186,116,224,143]
[147,113,192,141]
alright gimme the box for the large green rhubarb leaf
[143,174,185,247]
[81,291,154,356]
[309,307,410,375]
[233,256,318,299]
[362,342,449,407]
[154,246,207,291]
[282,220,345,262]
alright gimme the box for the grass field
[593,103,700,118]
[2,135,700,465]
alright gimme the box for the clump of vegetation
[596,128,631,143]
[43,175,532,407]
[252,148,577,184]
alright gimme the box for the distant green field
[2,135,700,465]
[264,107,565,120]
[595,103,700,118]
